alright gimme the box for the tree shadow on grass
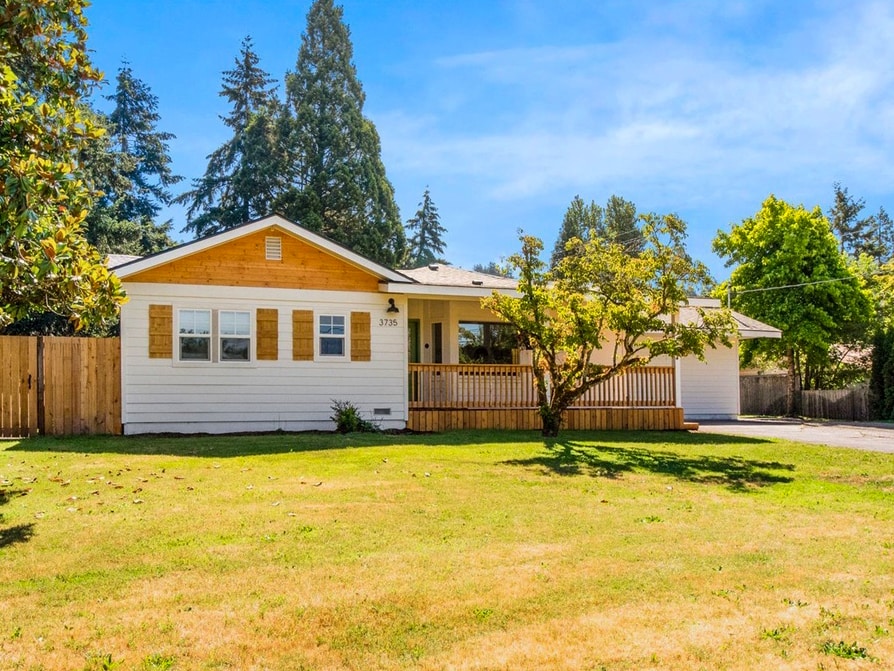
[501,440,795,492]
[3,427,774,459]
[0,522,34,548]
[0,488,34,548]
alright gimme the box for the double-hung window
[318,315,345,357]
[179,309,212,361]
[219,310,251,361]
[177,308,252,363]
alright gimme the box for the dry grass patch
[1,430,893,670]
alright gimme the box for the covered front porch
[406,363,686,431]
[393,264,688,432]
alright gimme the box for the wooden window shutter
[256,308,278,360]
[148,304,173,359]
[351,311,371,362]
[292,310,314,361]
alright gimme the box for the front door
[408,319,420,402]
[408,319,420,364]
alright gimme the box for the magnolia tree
[482,213,735,436]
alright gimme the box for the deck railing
[408,364,675,409]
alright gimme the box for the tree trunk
[539,404,563,437]
[785,346,798,417]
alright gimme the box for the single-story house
[113,214,780,435]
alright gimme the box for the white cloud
[382,0,894,213]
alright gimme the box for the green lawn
[1,430,892,670]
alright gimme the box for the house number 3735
[378,318,399,327]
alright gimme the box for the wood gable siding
[126,228,381,292]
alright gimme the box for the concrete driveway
[698,418,894,453]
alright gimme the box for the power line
[726,276,858,308]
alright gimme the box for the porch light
[386,298,400,313]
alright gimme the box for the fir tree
[873,206,894,264]
[178,37,282,237]
[551,195,645,269]
[405,187,447,267]
[82,63,180,255]
[550,196,602,268]
[604,195,644,254]
[276,0,406,266]
[81,108,174,255]
[106,64,181,222]
[472,262,513,278]
[828,183,872,257]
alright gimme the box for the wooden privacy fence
[408,364,676,409]
[0,336,121,437]
[801,387,869,421]
[740,374,870,421]
[740,374,791,416]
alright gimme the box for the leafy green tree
[714,195,872,412]
[0,0,125,332]
[179,37,282,237]
[276,0,406,266]
[484,215,733,437]
[405,187,446,267]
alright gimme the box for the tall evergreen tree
[276,0,406,266]
[604,194,645,254]
[472,262,513,278]
[106,64,181,222]
[81,108,174,256]
[81,64,180,256]
[828,182,877,258]
[550,196,602,268]
[873,206,894,263]
[550,195,646,269]
[405,187,446,267]
[178,37,282,237]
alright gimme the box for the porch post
[673,356,683,409]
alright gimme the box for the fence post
[36,335,45,435]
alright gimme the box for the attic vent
[472,280,483,286]
[428,263,440,271]
[265,236,282,261]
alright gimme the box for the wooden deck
[407,364,685,431]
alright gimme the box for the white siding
[679,340,740,420]
[121,283,407,434]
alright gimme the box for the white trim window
[177,308,252,363]
[318,314,346,357]
[219,310,251,361]
[178,309,212,361]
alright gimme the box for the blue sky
[85,0,894,278]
